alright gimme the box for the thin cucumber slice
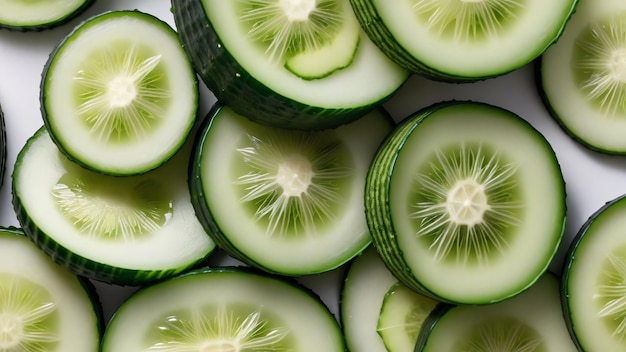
[539,0,626,153]
[190,103,393,276]
[101,267,345,351]
[171,0,408,130]
[350,0,578,81]
[41,10,198,175]
[0,0,94,31]
[12,126,215,286]
[415,273,577,351]
[0,227,102,351]
[562,193,626,351]
[366,101,566,304]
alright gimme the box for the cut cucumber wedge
[41,10,198,175]
[171,0,408,130]
[0,0,94,31]
[562,193,626,351]
[365,101,566,305]
[415,273,577,351]
[0,226,102,351]
[12,126,215,286]
[190,103,393,276]
[538,0,626,153]
[101,267,345,351]
[350,0,578,81]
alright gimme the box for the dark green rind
[413,303,455,352]
[0,103,6,191]
[0,226,105,342]
[560,193,626,352]
[11,127,211,286]
[0,0,95,31]
[171,0,408,131]
[350,0,579,82]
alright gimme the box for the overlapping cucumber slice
[171,0,408,130]
[101,267,345,351]
[189,103,393,276]
[41,10,198,175]
[12,127,215,286]
[539,0,626,153]
[0,0,94,30]
[365,101,566,304]
[350,0,578,81]
[415,273,577,351]
[0,227,102,351]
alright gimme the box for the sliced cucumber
[350,0,578,81]
[415,273,577,351]
[101,267,345,351]
[0,227,102,351]
[0,0,94,31]
[365,101,566,304]
[171,0,408,130]
[561,193,626,351]
[539,0,626,153]
[12,126,215,286]
[41,10,198,175]
[190,103,393,275]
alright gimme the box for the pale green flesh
[419,274,577,351]
[200,106,391,273]
[0,230,99,351]
[377,282,438,352]
[0,0,87,26]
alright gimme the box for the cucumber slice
[350,0,578,81]
[0,0,94,31]
[12,126,215,286]
[171,0,408,130]
[190,103,393,275]
[415,273,577,351]
[0,227,102,351]
[101,267,345,351]
[562,193,626,351]
[41,10,198,175]
[365,101,566,304]
[539,0,626,153]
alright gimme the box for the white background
[1,0,624,325]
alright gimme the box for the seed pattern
[595,252,626,339]
[457,317,544,352]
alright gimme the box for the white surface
[0,0,624,326]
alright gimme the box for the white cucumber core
[277,155,313,197]
[446,180,489,227]
[280,0,316,21]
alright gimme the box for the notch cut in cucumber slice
[101,267,345,351]
[0,227,102,351]
[41,10,198,175]
[172,0,408,130]
[415,273,577,351]
[12,127,215,286]
[350,0,578,81]
[538,0,626,153]
[562,193,626,351]
[365,101,566,304]
[0,0,94,30]
[190,103,393,276]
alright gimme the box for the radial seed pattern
[595,250,626,340]
[456,317,545,352]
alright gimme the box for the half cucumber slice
[41,10,198,175]
[366,101,566,304]
[539,0,626,153]
[0,0,94,31]
[0,227,102,351]
[171,0,408,130]
[350,0,578,81]
[415,273,577,351]
[189,103,393,276]
[101,267,345,351]
[12,126,215,286]
[562,193,626,351]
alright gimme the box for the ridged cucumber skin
[0,103,6,191]
[0,0,95,31]
[0,226,105,342]
[11,127,212,287]
[350,0,579,82]
[171,0,406,131]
